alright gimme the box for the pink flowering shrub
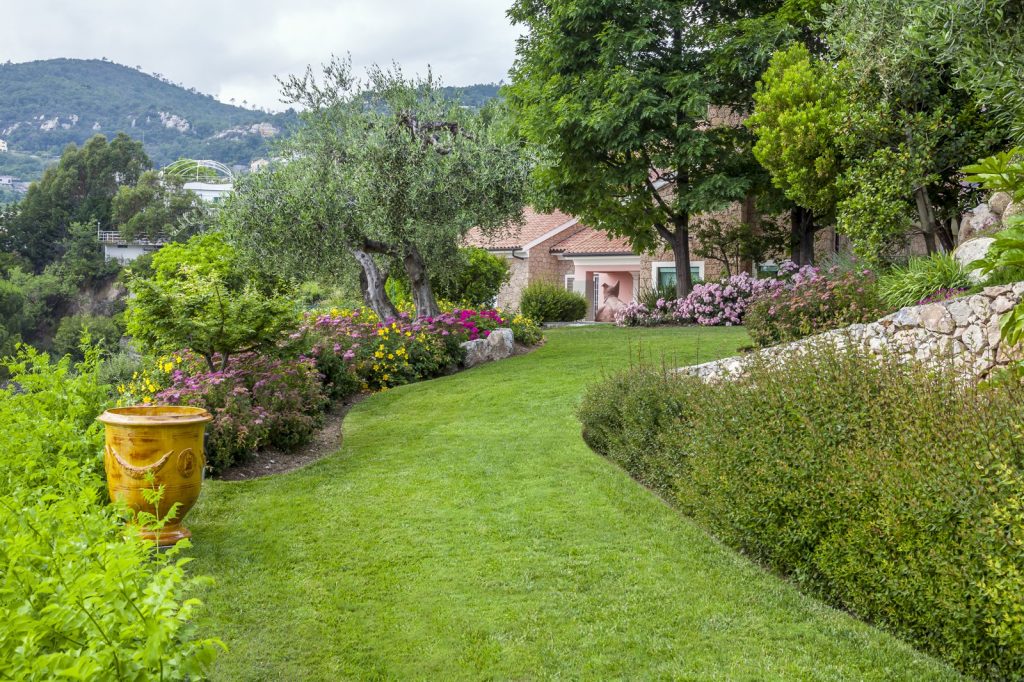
[745,267,888,347]
[616,273,784,327]
[674,275,785,326]
[155,352,327,472]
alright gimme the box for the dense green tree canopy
[506,0,827,291]
[2,133,149,269]
[745,0,1009,260]
[110,170,207,242]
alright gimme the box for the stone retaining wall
[682,283,1024,382]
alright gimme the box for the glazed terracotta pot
[97,405,212,547]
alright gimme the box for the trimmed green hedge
[520,282,587,323]
[579,348,1024,680]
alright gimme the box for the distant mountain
[0,59,502,183]
[0,59,298,178]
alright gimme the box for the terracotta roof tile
[549,227,634,256]
[465,207,577,250]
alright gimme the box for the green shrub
[98,348,144,388]
[745,269,888,347]
[0,345,223,678]
[636,282,677,309]
[877,253,972,308]
[435,247,510,307]
[520,282,587,323]
[53,313,123,360]
[579,348,1024,679]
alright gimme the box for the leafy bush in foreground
[0,346,222,678]
[520,282,587,323]
[579,348,1024,680]
[877,253,972,308]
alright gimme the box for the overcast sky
[4,0,524,111]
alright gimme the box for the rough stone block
[919,304,956,334]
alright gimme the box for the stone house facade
[468,189,939,321]
[466,202,794,320]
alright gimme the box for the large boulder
[989,191,1013,216]
[486,328,514,358]
[1005,201,1024,222]
[959,203,1001,242]
[461,339,490,368]
[460,328,515,368]
[953,237,995,284]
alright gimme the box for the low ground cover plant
[520,282,587,323]
[579,348,1024,679]
[0,345,223,678]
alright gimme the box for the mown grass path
[189,326,958,681]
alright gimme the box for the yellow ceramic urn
[97,405,212,547]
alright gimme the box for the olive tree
[223,58,528,319]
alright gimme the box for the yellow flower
[142,396,152,404]
[382,374,390,381]
[373,364,380,371]
[374,350,384,359]
[175,355,182,364]
[387,353,394,360]
[405,331,412,337]
[163,362,174,373]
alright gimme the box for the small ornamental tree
[125,232,297,371]
[747,45,846,221]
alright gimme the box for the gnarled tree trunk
[351,247,399,320]
[403,244,441,318]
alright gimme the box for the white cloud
[4,0,522,110]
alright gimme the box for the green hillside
[0,59,501,182]
[0,59,295,176]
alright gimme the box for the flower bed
[120,307,542,472]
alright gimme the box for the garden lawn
[187,326,959,681]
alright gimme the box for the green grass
[187,326,959,680]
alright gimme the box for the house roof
[549,227,634,257]
[465,207,578,251]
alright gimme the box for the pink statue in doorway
[596,281,625,322]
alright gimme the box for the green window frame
[657,266,701,288]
